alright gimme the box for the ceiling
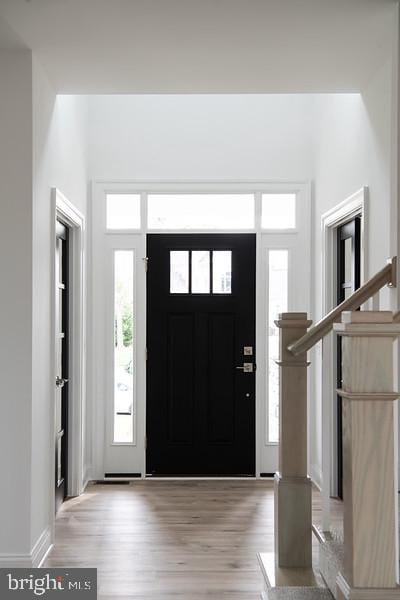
[0,0,396,93]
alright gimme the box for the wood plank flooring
[44,480,343,599]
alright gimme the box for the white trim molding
[322,186,368,307]
[0,527,52,568]
[320,186,367,518]
[51,189,86,539]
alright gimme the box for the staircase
[257,258,400,599]
[317,528,344,597]
[259,525,346,598]
[261,590,333,600]
[258,544,334,598]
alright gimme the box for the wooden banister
[287,257,397,356]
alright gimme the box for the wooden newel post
[275,312,313,568]
[334,311,400,600]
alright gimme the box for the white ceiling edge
[0,0,397,94]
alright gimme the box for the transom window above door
[104,191,298,231]
[170,250,232,294]
[261,193,296,229]
[148,194,254,229]
[106,193,141,229]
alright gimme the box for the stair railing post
[275,312,313,567]
[322,334,333,533]
[334,311,400,600]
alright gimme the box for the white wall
[31,59,88,550]
[310,56,394,486]
[0,50,88,564]
[0,50,33,559]
[89,94,314,180]
[313,59,393,297]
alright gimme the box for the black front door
[146,234,256,476]
[55,220,69,512]
[336,217,361,498]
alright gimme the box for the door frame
[50,188,85,532]
[90,180,311,479]
[321,186,367,497]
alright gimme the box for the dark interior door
[336,217,361,498]
[146,234,256,476]
[55,220,69,512]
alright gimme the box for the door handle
[235,363,255,373]
[56,376,69,388]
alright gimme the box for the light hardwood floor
[44,480,342,600]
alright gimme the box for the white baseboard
[83,464,96,489]
[0,554,33,568]
[310,463,323,490]
[32,527,53,567]
[0,526,52,568]
[312,478,322,492]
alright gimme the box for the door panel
[146,233,256,476]
[336,217,361,498]
[207,313,235,443]
[167,313,195,444]
[55,220,69,513]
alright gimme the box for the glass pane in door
[192,251,210,293]
[212,251,232,294]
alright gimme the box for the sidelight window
[267,249,288,443]
[113,251,134,443]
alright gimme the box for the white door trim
[321,186,367,499]
[51,188,86,538]
[90,180,311,479]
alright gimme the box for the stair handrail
[288,256,397,356]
